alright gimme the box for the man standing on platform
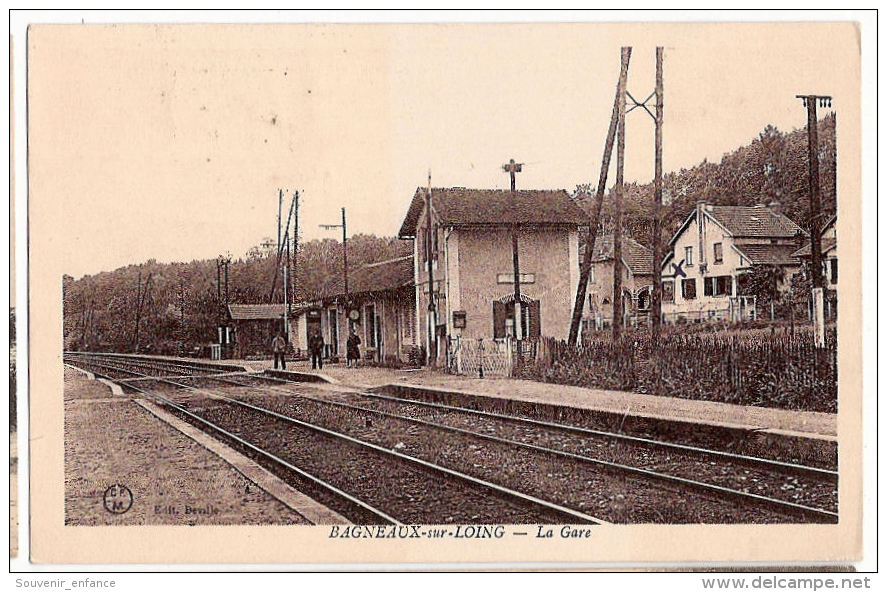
[309,329,325,370]
[271,331,287,370]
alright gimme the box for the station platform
[63,366,344,526]
[253,360,837,441]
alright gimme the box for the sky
[26,22,856,278]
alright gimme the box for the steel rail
[201,373,838,523]
[68,356,605,525]
[66,360,398,525]
[227,370,837,484]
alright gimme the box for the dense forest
[63,235,409,354]
[64,115,836,354]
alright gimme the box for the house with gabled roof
[584,233,654,328]
[397,187,585,367]
[660,202,805,322]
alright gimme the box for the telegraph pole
[291,190,299,305]
[651,47,664,345]
[425,172,437,366]
[568,46,632,346]
[342,207,348,305]
[503,158,524,348]
[319,207,349,330]
[796,94,831,347]
[611,54,629,342]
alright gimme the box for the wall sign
[452,310,467,329]
[497,273,535,284]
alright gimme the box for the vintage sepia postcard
[19,16,870,568]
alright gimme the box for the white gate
[451,337,513,377]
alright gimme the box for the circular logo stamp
[103,484,133,514]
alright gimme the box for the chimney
[768,201,782,215]
[696,202,706,265]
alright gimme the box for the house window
[637,289,651,311]
[717,275,733,297]
[830,259,838,284]
[662,280,675,303]
[704,275,733,297]
[713,242,723,264]
[685,246,694,266]
[682,278,697,300]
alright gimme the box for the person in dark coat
[271,332,287,370]
[309,330,324,370]
[346,327,361,368]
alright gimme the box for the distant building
[227,303,300,359]
[584,233,654,329]
[791,214,838,289]
[661,202,804,323]
[397,187,585,366]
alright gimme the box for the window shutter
[529,300,541,338]
[704,277,713,296]
[493,301,506,339]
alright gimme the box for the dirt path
[64,372,309,526]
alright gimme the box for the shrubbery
[517,327,837,413]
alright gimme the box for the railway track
[65,354,605,526]
[64,352,839,524]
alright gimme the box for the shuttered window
[493,301,508,338]
[662,281,675,303]
[682,279,697,300]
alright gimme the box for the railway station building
[226,303,304,359]
[293,255,418,364]
[397,187,586,368]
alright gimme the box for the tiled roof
[586,234,654,275]
[398,187,586,238]
[707,205,804,238]
[322,255,414,299]
[228,303,288,321]
[791,237,837,258]
[733,243,800,266]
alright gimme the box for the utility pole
[425,172,437,366]
[342,207,348,306]
[568,47,632,346]
[291,190,299,306]
[319,206,349,333]
[503,158,524,353]
[796,94,831,348]
[611,52,629,342]
[217,254,231,349]
[651,47,664,345]
[133,269,153,354]
[178,277,186,355]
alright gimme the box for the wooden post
[651,46,664,346]
[612,49,628,343]
[567,47,632,346]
